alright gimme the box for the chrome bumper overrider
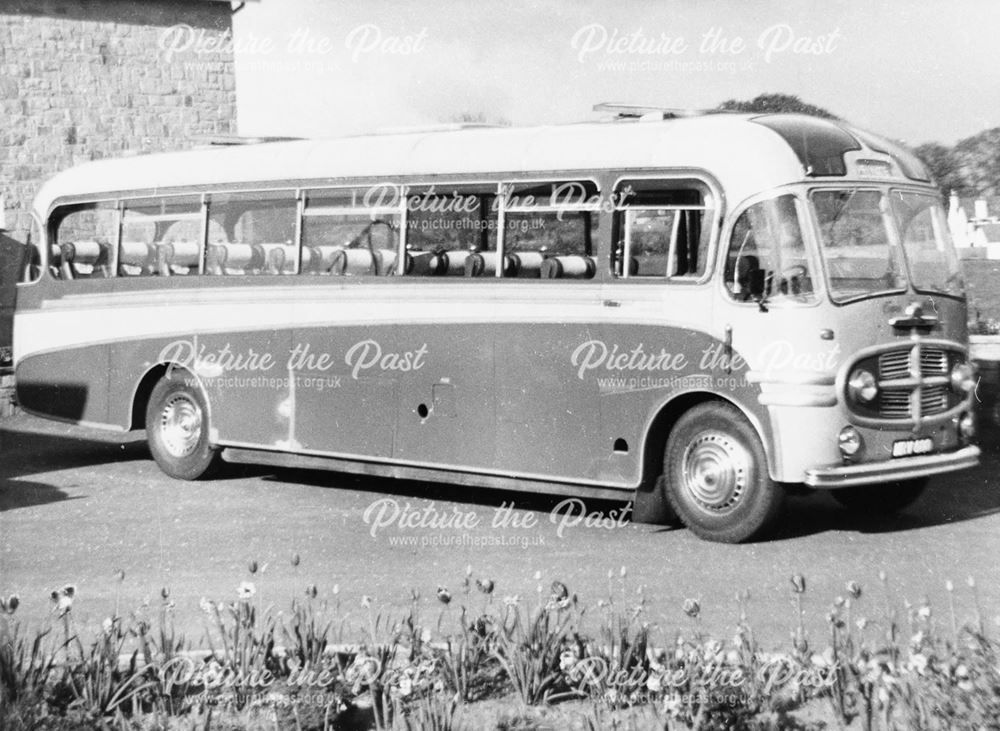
[804,445,981,488]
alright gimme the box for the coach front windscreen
[811,188,963,304]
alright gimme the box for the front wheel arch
[634,392,772,527]
[662,400,784,542]
[638,392,774,492]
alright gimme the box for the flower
[908,653,928,675]
[1,594,18,615]
[237,581,257,600]
[846,581,862,599]
[436,586,452,605]
[305,584,318,599]
[559,649,577,672]
[420,627,432,644]
[50,586,75,616]
[663,694,683,718]
[502,595,520,607]
[102,617,114,634]
[683,598,701,619]
[790,574,806,594]
[550,580,569,602]
[397,674,413,697]
[160,586,170,601]
[53,594,73,616]
[361,595,372,608]
[476,578,495,594]
[248,560,258,574]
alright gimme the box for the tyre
[831,478,928,513]
[145,372,220,480]
[632,475,681,526]
[663,401,784,543]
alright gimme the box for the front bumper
[804,445,980,488]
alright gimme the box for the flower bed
[1,563,999,730]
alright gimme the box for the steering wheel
[781,264,808,280]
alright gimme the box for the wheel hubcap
[159,394,202,458]
[681,431,750,513]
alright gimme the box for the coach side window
[612,180,713,280]
[301,186,403,276]
[405,185,498,276]
[501,180,599,279]
[50,202,119,280]
[120,196,203,277]
[207,191,297,275]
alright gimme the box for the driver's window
[302,186,403,276]
[724,195,815,303]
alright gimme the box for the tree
[953,127,1000,199]
[913,142,969,198]
[716,93,837,119]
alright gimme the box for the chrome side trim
[804,445,980,488]
[746,370,836,386]
[758,390,837,407]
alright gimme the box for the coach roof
[32,114,921,216]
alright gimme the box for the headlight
[848,369,878,403]
[838,426,862,457]
[950,362,975,394]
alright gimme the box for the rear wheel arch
[130,363,212,432]
[143,366,220,480]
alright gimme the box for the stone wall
[0,0,239,374]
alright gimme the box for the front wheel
[832,478,928,514]
[664,402,784,543]
[145,372,220,480]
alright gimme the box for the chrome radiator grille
[874,345,951,419]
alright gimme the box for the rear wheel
[832,478,928,513]
[664,402,784,543]
[145,372,220,480]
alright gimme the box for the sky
[230,0,1000,146]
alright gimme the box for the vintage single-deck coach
[13,108,980,542]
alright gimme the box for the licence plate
[891,437,934,458]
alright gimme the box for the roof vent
[196,135,305,146]
[593,103,718,121]
[372,123,501,135]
